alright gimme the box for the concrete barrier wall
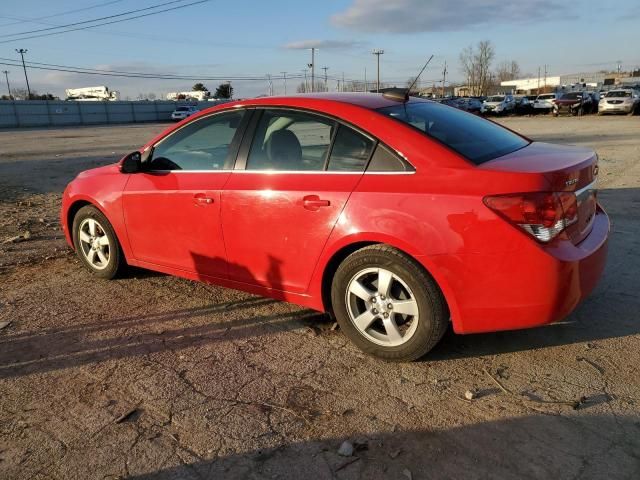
[0,100,232,128]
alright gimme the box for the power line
[0,0,190,38]
[0,0,127,28]
[0,56,271,80]
[0,60,308,82]
[0,0,210,44]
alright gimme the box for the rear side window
[327,126,374,172]
[367,144,414,172]
[378,101,529,165]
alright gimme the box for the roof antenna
[383,54,435,102]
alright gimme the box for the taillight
[484,192,578,242]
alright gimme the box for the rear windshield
[377,101,529,165]
[488,96,504,102]
[176,107,189,111]
[538,94,555,100]
[561,92,583,99]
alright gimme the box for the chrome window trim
[230,170,362,175]
[144,169,416,175]
[144,169,234,174]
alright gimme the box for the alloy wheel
[345,267,420,347]
[78,218,110,270]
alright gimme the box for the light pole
[280,71,287,95]
[302,69,308,93]
[2,70,11,99]
[372,49,384,93]
[322,66,328,91]
[15,48,31,99]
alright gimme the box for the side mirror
[121,151,142,174]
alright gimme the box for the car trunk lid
[481,142,598,244]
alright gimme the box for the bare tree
[495,60,521,83]
[10,88,28,100]
[296,80,327,93]
[459,40,495,95]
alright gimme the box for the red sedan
[60,93,609,361]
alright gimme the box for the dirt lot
[1,116,639,479]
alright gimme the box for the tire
[72,205,125,279]
[331,245,448,362]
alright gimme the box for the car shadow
[118,413,639,479]
[0,253,328,379]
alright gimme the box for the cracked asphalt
[1,116,639,479]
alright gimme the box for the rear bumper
[433,206,609,334]
[599,104,633,113]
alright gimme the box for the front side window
[377,101,529,165]
[246,110,334,171]
[149,110,245,171]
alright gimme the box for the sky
[0,0,638,99]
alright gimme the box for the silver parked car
[533,93,557,112]
[171,105,200,121]
[598,89,639,115]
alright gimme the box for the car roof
[231,92,430,110]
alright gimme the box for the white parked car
[171,106,199,121]
[598,89,639,115]
[533,93,557,112]
[480,95,515,115]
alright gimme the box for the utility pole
[322,66,328,91]
[15,48,31,99]
[364,67,367,92]
[266,74,273,96]
[441,61,447,98]
[280,71,287,95]
[372,49,384,92]
[537,66,541,94]
[342,72,345,92]
[309,47,316,93]
[544,64,548,93]
[302,69,308,93]
[2,70,11,99]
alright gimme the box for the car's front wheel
[331,245,448,362]
[72,205,125,279]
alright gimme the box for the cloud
[332,0,571,33]
[283,39,363,50]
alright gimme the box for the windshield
[538,94,555,100]
[377,101,529,165]
[176,107,189,111]
[606,91,631,98]
[487,96,504,102]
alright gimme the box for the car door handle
[302,195,330,210]
[194,194,214,205]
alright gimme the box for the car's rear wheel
[331,245,448,362]
[72,205,125,279]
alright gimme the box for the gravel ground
[1,116,639,479]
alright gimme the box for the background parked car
[171,105,199,121]
[598,89,640,115]
[514,96,534,115]
[454,97,483,114]
[481,95,516,115]
[533,93,557,113]
[552,91,595,116]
